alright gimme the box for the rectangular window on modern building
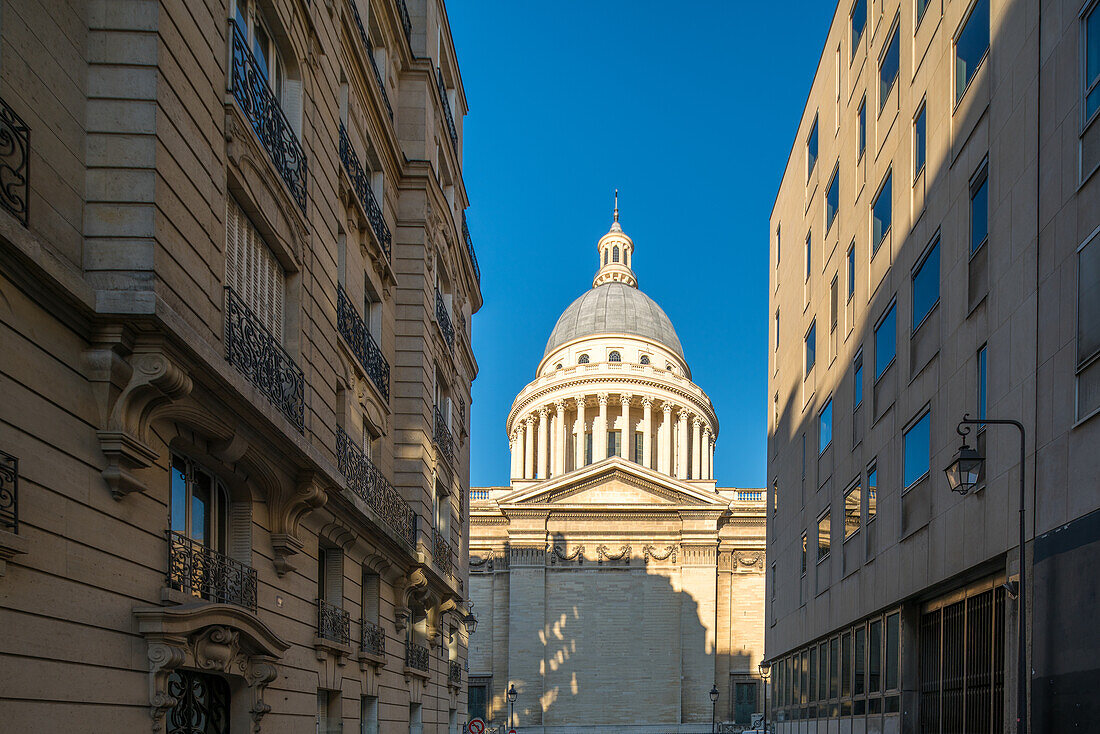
[817,511,831,560]
[858,96,867,158]
[1078,231,1100,418]
[847,242,856,299]
[801,531,807,574]
[806,320,817,376]
[916,0,930,27]
[1087,2,1100,124]
[912,237,940,331]
[853,350,864,408]
[879,20,900,110]
[851,0,866,56]
[841,632,852,697]
[885,612,900,690]
[874,301,896,378]
[872,171,892,254]
[854,625,866,695]
[805,230,813,279]
[776,224,782,267]
[844,481,861,538]
[978,344,988,424]
[830,277,839,334]
[826,166,840,231]
[913,102,927,178]
[955,0,990,104]
[868,619,882,693]
[807,115,819,180]
[867,463,878,520]
[819,399,833,454]
[775,310,780,353]
[830,637,840,698]
[970,162,989,254]
[903,409,931,489]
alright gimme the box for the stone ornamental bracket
[269,471,328,576]
[393,566,430,633]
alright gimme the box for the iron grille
[462,214,481,284]
[434,406,456,467]
[435,286,455,352]
[335,426,415,546]
[361,618,385,657]
[436,67,458,149]
[432,526,452,576]
[224,286,305,431]
[0,450,17,532]
[348,0,393,118]
[167,670,230,734]
[166,531,257,611]
[448,660,462,686]
[406,640,429,671]
[0,96,29,226]
[318,598,351,644]
[337,285,390,400]
[396,0,412,47]
[229,22,307,213]
[338,124,392,259]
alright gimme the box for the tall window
[844,482,861,538]
[468,685,488,723]
[1087,2,1100,123]
[801,532,808,574]
[955,0,990,103]
[817,511,831,560]
[874,302,897,378]
[970,162,989,254]
[633,432,644,464]
[776,225,782,266]
[234,0,285,97]
[806,321,817,376]
[867,463,878,520]
[226,196,286,338]
[607,430,621,458]
[362,696,379,734]
[853,351,864,408]
[851,0,866,55]
[880,20,900,110]
[857,96,867,158]
[913,102,927,178]
[978,344,988,424]
[826,166,840,231]
[903,409,931,489]
[585,432,593,465]
[868,619,882,693]
[847,242,856,299]
[912,237,941,331]
[819,399,833,454]
[612,245,619,262]
[916,0,930,27]
[409,702,423,734]
[805,231,813,279]
[171,454,230,554]
[775,310,780,354]
[807,115,819,180]
[872,171,892,255]
[1078,231,1100,417]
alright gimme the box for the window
[955,0,990,104]
[914,103,927,178]
[807,116,819,180]
[978,344,988,424]
[970,163,989,254]
[830,277,839,335]
[818,511,831,560]
[585,432,593,465]
[819,399,833,454]
[872,171,892,254]
[916,0,930,27]
[801,532,808,574]
[880,21,900,110]
[171,454,230,554]
[603,249,608,265]
[226,196,286,339]
[903,410,931,489]
[830,637,840,698]
[844,482,861,538]
[1078,232,1100,418]
[842,632,853,697]
[771,563,777,599]
[607,430,621,458]
[633,432,644,463]
[362,570,380,625]
[362,695,379,734]
[1087,2,1100,123]
[874,302,896,378]
[776,225,782,265]
[555,363,562,370]
[409,702,423,734]
[234,0,285,96]
[854,625,866,695]
[857,96,867,158]
[608,350,621,363]
[847,242,856,299]
[885,613,900,690]
[867,463,878,520]
[805,231,813,279]
[774,311,780,353]
[773,478,779,513]
[851,0,866,55]
[468,684,488,723]
[853,351,864,408]
[826,166,840,231]
[319,689,340,734]
[578,354,590,364]
[912,237,940,331]
[612,245,619,263]
[805,321,817,375]
[640,354,651,365]
[868,619,882,693]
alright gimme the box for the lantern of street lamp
[944,420,984,495]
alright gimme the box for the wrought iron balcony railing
[167,531,257,611]
[432,527,452,577]
[433,406,456,468]
[405,640,429,671]
[436,68,458,150]
[0,97,29,227]
[396,0,412,47]
[229,23,307,213]
[0,450,18,532]
[336,427,416,546]
[435,287,455,352]
[349,1,393,118]
[461,214,481,285]
[337,285,390,400]
[448,660,462,686]
[224,287,305,431]
[318,598,351,645]
[361,618,385,657]
[338,124,392,260]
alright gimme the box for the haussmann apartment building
[767,1,1100,733]
[0,0,482,732]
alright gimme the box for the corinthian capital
[539,406,550,419]
[661,401,674,415]
[574,395,587,410]
[619,393,633,408]
[597,393,610,407]
[641,396,654,409]
[678,409,690,421]
[692,416,703,429]
[555,399,567,413]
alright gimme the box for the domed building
[467,207,767,734]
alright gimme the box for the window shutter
[225,196,285,340]
[362,571,380,623]
[228,499,252,566]
[325,549,344,607]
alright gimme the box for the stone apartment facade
[0,0,481,732]
[767,1,1099,733]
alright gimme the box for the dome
[544,282,684,358]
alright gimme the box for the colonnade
[508,393,715,481]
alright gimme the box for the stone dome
[544,282,685,358]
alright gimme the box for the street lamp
[758,661,771,734]
[943,413,1028,734]
[506,683,517,732]
[462,600,478,635]
[709,684,719,734]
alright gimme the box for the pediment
[499,457,726,508]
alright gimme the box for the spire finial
[613,189,619,223]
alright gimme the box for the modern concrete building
[0,0,481,732]
[767,1,1100,733]
[468,213,768,734]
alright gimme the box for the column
[537,407,549,479]
[692,417,702,479]
[658,402,672,474]
[676,409,689,480]
[574,395,587,468]
[619,393,632,460]
[702,426,712,480]
[554,400,567,476]
[596,393,609,461]
[641,396,654,469]
[524,416,535,479]
[509,432,518,478]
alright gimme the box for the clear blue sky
[450,1,836,489]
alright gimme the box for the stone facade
[767,1,1100,733]
[0,0,480,732]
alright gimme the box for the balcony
[336,426,416,546]
[337,285,390,400]
[166,531,257,611]
[448,660,462,687]
[317,599,351,645]
[348,0,392,118]
[396,0,412,48]
[0,96,30,226]
[436,68,458,150]
[405,640,429,672]
[433,406,456,468]
[361,618,385,657]
[432,527,452,577]
[229,22,307,213]
[224,287,305,431]
[339,124,392,260]
[462,214,481,284]
[435,287,455,352]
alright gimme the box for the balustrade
[360,619,385,657]
[435,287,455,352]
[405,640,429,671]
[349,1,392,118]
[434,406,456,467]
[338,124,392,259]
[0,95,29,226]
[462,214,481,284]
[432,527,452,577]
[436,68,458,150]
[167,531,257,611]
[0,450,18,532]
[336,427,416,546]
[337,285,390,400]
[318,599,351,644]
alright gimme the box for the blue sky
[450,1,836,489]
